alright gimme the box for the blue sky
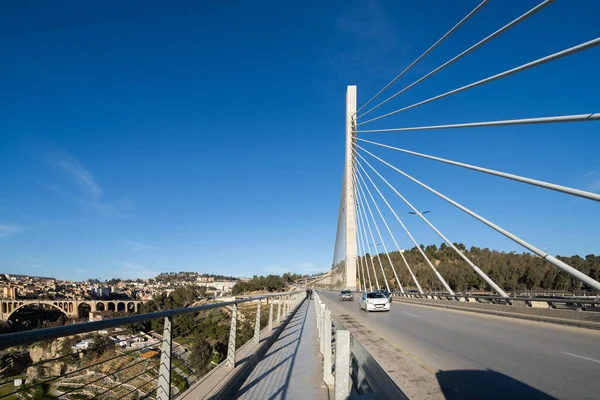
[1,1,599,281]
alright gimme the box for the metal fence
[0,291,302,400]
[393,292,600,310]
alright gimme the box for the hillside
[350,243,600,293]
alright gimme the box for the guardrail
[393,292,600,310]
[313,292,407,400]
[390,292,600,329]
[0,291,303,399]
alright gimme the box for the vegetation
[153,272,237,284]
[358,243,600,293]
[231,273,308,295]
[189,339,212,376]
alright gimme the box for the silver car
[339,290,354,301]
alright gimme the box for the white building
[75,339,95,350]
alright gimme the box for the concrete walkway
[231,298,330,399]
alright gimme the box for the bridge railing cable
[357,138,600,202]
[0,291,305,400]
[358,37,600,126]
[355,170,399,293]
[356,145,600,292]
[352,148,450,294]
[356,0,555,120]
[354,0,490,116]
[355,150,510,297]
[355,164,423,294]
[357,113,600,134]
[355,184,383,290]
[357,211,374,292]
[354,199,372,292]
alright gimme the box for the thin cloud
[124,241,153,252]
[55,155,103,199]
[120,262,159,280]
[43,146,132,218]
[0,224,22,238]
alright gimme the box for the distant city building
[89,311,113,322]
[75,339,95,350]
[1,286,17,299]
[88,286,111,299]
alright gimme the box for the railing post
[319,303,325,355]
[226,303,237,368]
[268,298,274,330]
[323,309,334,385]
[316,298,322,340]
[334,329,351,400]
[277,296,282,323]
[253,299,261,344]
[157,316,172,400]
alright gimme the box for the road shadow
[436,369,558,400]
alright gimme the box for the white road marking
[562,352,600,364]
[404,312,423,318]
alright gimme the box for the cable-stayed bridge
[1,1,599,399]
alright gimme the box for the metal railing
[313,291,406,400]
[392,291,600,310]
[0,291,303,399]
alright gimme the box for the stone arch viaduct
[0,299,146,321]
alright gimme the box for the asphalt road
[319,291,600,400]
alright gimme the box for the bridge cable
[355,166,423,294]
[351,155,372,291]
[357,0,555,120]
[355,177,382,290]
[355,171,400,293]
[358,36,600,126]
[354,0,490,116]
[356,179,389,292]
[356,150,509,296]
[350,158,366,291]
[356,145,600,292]
[356,168,406,293]
[356,189,375,291]
[351,148,449,294]
[358,113,600,134]
[357,137,600,203]
[355,199,368,292]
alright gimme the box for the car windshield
[341,290,351,294]
[367,293,386,299]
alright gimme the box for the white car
[359,291,391,312]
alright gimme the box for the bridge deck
[231,297,329,399]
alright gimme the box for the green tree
[190,339,212,375]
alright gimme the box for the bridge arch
[137,303,142,313]
[78,302,92,319]
[6,302,69,321]
[96,302,105,312]
[107,302,115,312]
[127,302,135,312]
[117,302,126,312]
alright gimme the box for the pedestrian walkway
[231,298,330,399]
